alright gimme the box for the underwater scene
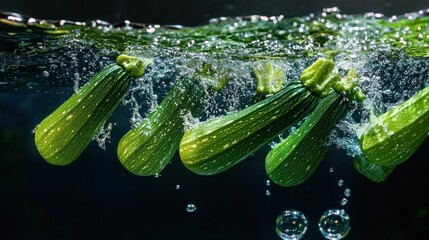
[1,1,429,240]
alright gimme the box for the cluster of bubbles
[275,209,350,240]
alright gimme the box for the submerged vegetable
[179,56,339,175]
[354,155,396,182]
[360,84,429,166]
[266,92,348,186]
[266,69,365,186]
[34,55,147,165]
[117,76,206,176]
[253,61,285,95]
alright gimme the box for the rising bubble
[186,203,196,213]
[275,210,308,240]
[344,188,351,197]
[319,209,351,239]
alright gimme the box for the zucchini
[179,57,339,175]
[117,76,206,176]
[266,92,349,186]
[35,55,148,165]
[253,61,285,95]
[265,69,364,186]
[360,84,429,166]
[354,155,396,182]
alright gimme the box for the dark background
[1,0,429,239]
[1,0,429,25]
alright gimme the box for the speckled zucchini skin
[354,155,396,182]
[179,80,319,175]
[117,77,205,176]
[35,64,131,165]
[266,92,349,186]
[360,84,429,166]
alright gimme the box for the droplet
[329,167,334,173]
[186,203,196,213]
[276,210,308,240]
[42,71,49,77]
[175,184,181,190]
[266,180,271,186]
[265,189,271,196]
[340,198,348,206]
[154,173,161,178]
[344,188,351,197]
[337,179,344,187]
[319,209,351,239]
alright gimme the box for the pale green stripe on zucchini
[35,54,147,165]
[266,91,349,186]
[117,77,205,176]
[360,84,429,166]
[180,57,338,175]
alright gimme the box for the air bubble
[154,173,161,178]
[42,71,49,77]
[175,184,181,190]
[276,210,308,240]
[319,209,350,239]
[186,203,196,213]
[337,179,344,187]
[266,180,271,186]
[329,167,334,173]
[344,188,351,197]
[265,190,271,196]
[340,198,348,206]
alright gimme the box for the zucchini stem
[299,58,338,97]
[253,61,285,95]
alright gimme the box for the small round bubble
[337,179,344,187]
[276,210,308,240]
[329,167,334,173]
[265,189,272,196]
[319,209,351,239]
[42,71,49,77]
[175,184,181,190]
[344,188,351,197]
[340,198,348,206]
[266,180,271,186]
[186,203,196,213]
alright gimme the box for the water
[1,8,429,240]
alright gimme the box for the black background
[1,0,429,239]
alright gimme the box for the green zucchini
[265,69,364,186]
[360,84,429,166]
[179,57,339,175]
[253,61,285,95]
[35,55,148,165]
[354,155,396,182]
[117,76,206,176]
[265,92,349,186]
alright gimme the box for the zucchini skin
[117,77,205,176]
[360,84,429,166]
[180,80,319,175]
[35,64,131,165]
[354,155,396,182]
[266,92,349,186]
